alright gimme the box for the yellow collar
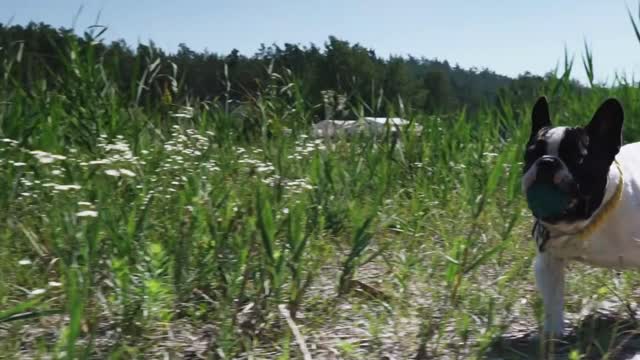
[577,160,624,240]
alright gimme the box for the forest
[0,22,567,118]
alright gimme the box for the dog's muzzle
[523,156,581,222]
[524,156,577,194]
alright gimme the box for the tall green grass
[3,13,640,359]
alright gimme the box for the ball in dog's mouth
[526,183,572,219]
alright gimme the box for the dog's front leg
[534,252,566,336]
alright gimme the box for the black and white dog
[523,97,640,336]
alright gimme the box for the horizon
[4,0,640,84]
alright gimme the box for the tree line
[1,22,561,118]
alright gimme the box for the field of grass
[4,23,640,360]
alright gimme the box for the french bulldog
[523,97,640,336]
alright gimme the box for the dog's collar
[534,160,624,251]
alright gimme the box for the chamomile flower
[76,210,98,218]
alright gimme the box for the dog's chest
[546,225,640,268]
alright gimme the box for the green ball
[526,183,571,219]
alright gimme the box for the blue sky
[3,0,640,83]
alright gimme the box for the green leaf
[256,187,276,263]
[0,298,42,322]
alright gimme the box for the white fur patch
[545,127,568,157]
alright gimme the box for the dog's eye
[573,148,587,165]
[579,145,588,157]
[576,141,588,164]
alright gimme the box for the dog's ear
[586,98,623,157]
[531,96,551,138]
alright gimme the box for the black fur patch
[523,127,550,174]
[550,127,607,223]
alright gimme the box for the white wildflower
[18,259,32,266]
[104,143,130,153]
[118,169,136,177]
[30,150,66,164]
[29,288,46,296]
[76,210,98,218]
[53,184,81,191]
[104,169,120,177]
[256,165,274,173]
[170,113,192,119]
[13,162,27,167]
[1,138,18,144]
[88,159,111,165]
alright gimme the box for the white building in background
[311,117,422,139]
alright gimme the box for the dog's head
[522,97,623,225]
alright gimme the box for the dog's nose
[537,156,559,171]
[534,156,562,184]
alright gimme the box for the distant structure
[311,117,422,139]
